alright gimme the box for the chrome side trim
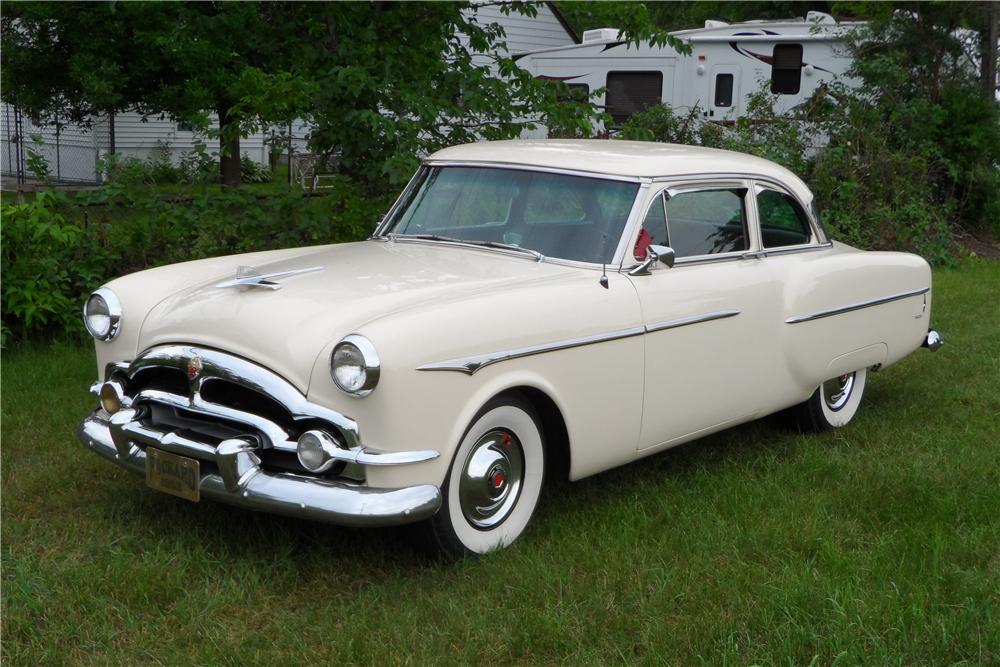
[646,309,740,333]
[78,414,442,528]
[785,287,930,324]
[418,309,741,374]
[417,326,647,375]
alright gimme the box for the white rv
[515,12,863,127]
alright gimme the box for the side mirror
[649,244,675,269]
[629,244,675,276]
[373,213,386,231]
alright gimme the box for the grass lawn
[3,259,998,665]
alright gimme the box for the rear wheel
[414,395,545,559]
[794,367,868,431]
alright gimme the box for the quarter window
[770,44,803,95]
[756,188,812,247]
[605,71,663,125]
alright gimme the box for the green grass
[3,260,999,665]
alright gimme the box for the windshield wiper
[387,234,544,261]
[471,240,544,261]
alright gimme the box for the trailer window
[714,74,734,107]
[605,72,663,125]
[771,44,803,94]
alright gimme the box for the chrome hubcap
[459,429,524,529]
[822,372,855,411]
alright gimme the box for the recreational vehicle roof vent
[806,11,837,24]
[703,20,729,29]
[582,28,623,44]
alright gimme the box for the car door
[626,181,781,452]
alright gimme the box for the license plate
[145,447,200,502]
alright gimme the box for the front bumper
[78,412,442,527]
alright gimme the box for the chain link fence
[1,103,113,186]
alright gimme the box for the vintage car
[78,140,942,557]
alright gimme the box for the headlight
[330,334,380,397]
[83,287,122,341]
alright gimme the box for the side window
[714,73,734,107]
[757,188,812,247]
[634,193,668,260]
[605,71,663,125]
[771,44,803,94]
[664,189,748,257]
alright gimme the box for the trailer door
[706,65,740,120]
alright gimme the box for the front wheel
[413,395,545,559]
[794,367,868,431]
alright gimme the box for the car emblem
[187,356,203,381]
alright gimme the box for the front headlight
[83,287,122,341]
[330,334,380,397]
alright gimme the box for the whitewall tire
[415,394,545,559]
[795,367,868,431]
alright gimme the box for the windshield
[381,166,640,264]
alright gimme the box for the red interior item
[634,228,653,261]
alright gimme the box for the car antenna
[600,263,609,289]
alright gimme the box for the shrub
[1,179,391,344]
[0,192,81,345]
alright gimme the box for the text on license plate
[145,447,200,502]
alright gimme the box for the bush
[101,144,278,186]
[1,179,392,344]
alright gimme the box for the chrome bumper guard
[77,344,443,527]
[78,412,442,527]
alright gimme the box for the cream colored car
[78,140,942,558]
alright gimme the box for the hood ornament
[215,265,324,291]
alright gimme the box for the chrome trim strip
[417,326,647,375]
[418,309,742,374]
[646,309,740,333]
[785,287,930,324]
[78,414,442,528]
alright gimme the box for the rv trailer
[515,12,863,130]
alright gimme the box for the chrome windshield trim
[646,309,740,333]
[418,309,741,374]
[420,160,647,183]
[417,326,647,375]
[387,235,545,262]
[785,287,930,324]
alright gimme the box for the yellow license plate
[145,447,200,502]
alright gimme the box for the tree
[2,2,302,185]
[2,2,669,189]
[238,1,676,188]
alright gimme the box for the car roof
[426,139,813,202]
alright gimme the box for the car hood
[138,240,575,391]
